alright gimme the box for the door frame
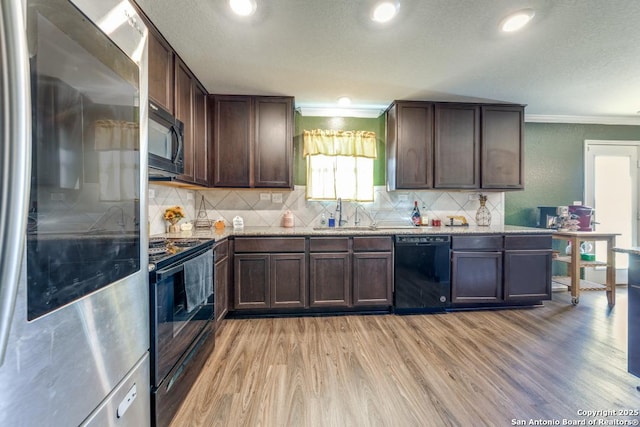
[584,139,640,284]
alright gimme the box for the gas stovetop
[148,237,214,271]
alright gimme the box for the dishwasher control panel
[395,235,450,244]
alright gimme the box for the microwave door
[0,0,31,366]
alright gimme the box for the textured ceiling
[135,0,640,122]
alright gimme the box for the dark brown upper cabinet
[386,101,434,190]
[433,103,480,189]
[481,105,525,189]
[211,95,293,188]
[386,101,525,191]
[147,26,174,114]
[175,58,209,186]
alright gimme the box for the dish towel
[184,249,213,313]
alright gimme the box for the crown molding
[525,114,640,125]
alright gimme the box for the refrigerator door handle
[0,0,31,366]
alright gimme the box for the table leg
[606,236,616,307]
[570,237,581,305]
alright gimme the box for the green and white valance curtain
[303,129,377,201]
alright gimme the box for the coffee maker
[568,204,595,231]
[536,204,595,231]
[537,206,560,228]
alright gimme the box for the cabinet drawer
[309,237,349,252]
[504,234,552,250]
[234,237,306,253]
[214,239,228,261]
[451,235,502,250]
[353,236,393,252]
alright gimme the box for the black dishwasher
[394,235,451,313]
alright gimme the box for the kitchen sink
[371,225,418,229]
[312,226,377,231]
[312,225,419,231]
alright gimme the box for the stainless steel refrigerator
[0,0,150,425]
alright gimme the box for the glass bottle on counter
[411,201,421,226]
[475,194,491,226]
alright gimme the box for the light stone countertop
[159,224,553,242]
[613,247,640,256]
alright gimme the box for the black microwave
[148,101,184,179]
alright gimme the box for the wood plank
[170,288,637,427]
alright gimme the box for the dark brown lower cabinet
[352,236,393,307]
[451,251,503,304]
[504,250,552,301]
[352,252,393,306]
[308,236,393,308]
[234,254,270,310]
[452,234,552,306]
[309,253,350,307]
[234,253,306,310]
[270,254,306,308]
[233,237,306,311]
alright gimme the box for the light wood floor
[171,289,639,427]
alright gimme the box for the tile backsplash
[149,184,504,235]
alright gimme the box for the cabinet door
[481,105,524,189]
[175,59,194,182]
[192,81,209,186]
[434,104,480,189]
[353,252,392,306]
[254,97,293,188]
[212,95,252,187]
[309,253,351,307]
[234,254,270,309]
[271,253,306,308]
[389,102,434,189]
[504,250,552,301]
[214,256,229,325]
[147,28,174,113]
[451,251,503,304]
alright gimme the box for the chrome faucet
[354,204,376,228]
[336,198,347,227]
[354,204,363,226]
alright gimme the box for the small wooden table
[552,231,619,306]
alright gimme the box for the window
[303,129,377,201]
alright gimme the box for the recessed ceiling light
[229,0,256,17]
[500,8,535,32]
[337,96,351,106]
[372,1,399,23]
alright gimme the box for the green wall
[294,113,386,186]
[505,123,640,226]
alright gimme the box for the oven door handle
[156,264,184,281]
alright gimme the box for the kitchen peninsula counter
[613,247,640,256]
[612,247,640,379]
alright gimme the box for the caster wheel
[571,297,579,305]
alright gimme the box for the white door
[584,141,640,284]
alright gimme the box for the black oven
[149,239,215,427]
[148,101,184,179]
